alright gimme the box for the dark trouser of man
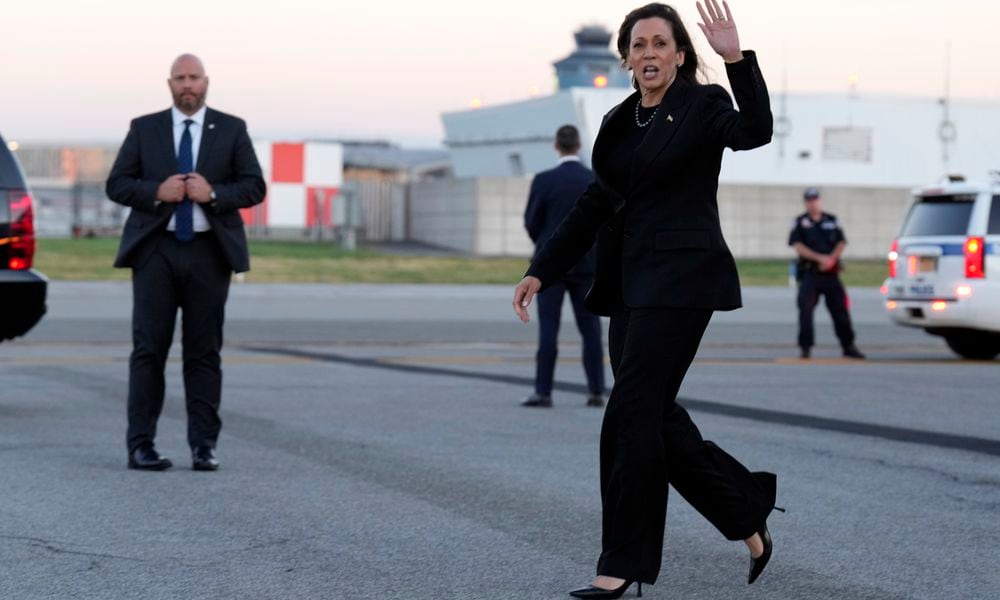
[535,274,605,397]
[127,232,231,453]
[597,307,777,584]
[797,271,856,351]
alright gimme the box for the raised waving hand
[696,0,743,63]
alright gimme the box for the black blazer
[526,51,772,315]
[106,107,266,273]
[524,159,596,276]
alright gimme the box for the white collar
[171,105,207,127]
[558,155,581,164]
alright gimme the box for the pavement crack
[945,494,1000,510]
[0,534,147,563]
[868,457,1000,489]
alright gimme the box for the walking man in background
[521,125,606,408]
[106,54,266,470]
[789,187,865,360]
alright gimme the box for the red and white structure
[243,141,344,230]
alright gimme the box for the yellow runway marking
[0,355,317,366]
[379,356,513,366]
[378,356,968,367]
[0,354,977,368]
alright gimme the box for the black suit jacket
[526,52,772,315]
[524,159,596,276]
[106,107,266,273]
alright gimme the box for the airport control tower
[553,26,630,90]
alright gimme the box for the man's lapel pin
[666,114,674,123]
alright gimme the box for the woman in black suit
[512,2,781,597]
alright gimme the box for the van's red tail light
[7,190,36,270]
[964,236,985,279]
[888,239,899,278]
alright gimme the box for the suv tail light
[887,239,899,278]
[7,190,36,270]
[964,236,985,279]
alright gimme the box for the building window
[508,153,524,176]
[821,127,872,163]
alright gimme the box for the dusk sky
[5,0,999,147]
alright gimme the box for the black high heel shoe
[569,579,642,599]
[747,506,785,585]
[744,471,785,585]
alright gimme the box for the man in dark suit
[521,125,606,408]
[106,54,266,471]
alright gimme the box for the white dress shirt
[167,105,210,232]
[558,155,581,164]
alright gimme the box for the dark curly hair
[617,3,702,89]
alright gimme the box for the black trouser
[797,271,856,350]
[535,274,605,396]
[127,232,232,453]
[597,307,777,584]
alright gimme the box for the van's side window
[990,196,1000,234]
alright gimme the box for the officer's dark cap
[803,187,820,200]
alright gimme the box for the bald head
[168,54,209,115]
[170,53,205,76]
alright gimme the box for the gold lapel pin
[666,114,674,122]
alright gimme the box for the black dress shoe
[521,394,553,408]
[800,347,811,359]
[191,446,219,471]
[569,580,641,599]
[128,445,172,471]
[843,345,866,359]
[586,394,606,408]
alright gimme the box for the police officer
[789,187,865,359]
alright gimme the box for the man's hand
[513,276,542,323]
[818,255,837,272]
[184,173,214,204]
[156,174,187,203]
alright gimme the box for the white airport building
[415,26,1000,259]
[443,89,999,189]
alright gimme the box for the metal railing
[30,182,123,237]
[29,179,408,248]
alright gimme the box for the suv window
[0,139,27,189]
[900,195,974,236]
[990,196,1000,234]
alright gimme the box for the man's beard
[174,90,206,112]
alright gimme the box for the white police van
[881,175,1000,359]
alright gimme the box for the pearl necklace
[634,98,659,128]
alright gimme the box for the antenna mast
[938,41,957,170]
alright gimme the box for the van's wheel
[944,334,1000,360]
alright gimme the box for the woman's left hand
[696,0,743,63]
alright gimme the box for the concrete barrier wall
[718,184,912,259]
[474,177,533,256]
[409,177,914,259]
[409,178,481,254]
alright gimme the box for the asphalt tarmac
[1,282,997,599]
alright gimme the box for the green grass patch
[737,259,888,287]
[35,237,129,281]
[34,238,887,286]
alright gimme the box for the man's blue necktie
[175,119,194,242]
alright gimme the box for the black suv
[0,134,46,341]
